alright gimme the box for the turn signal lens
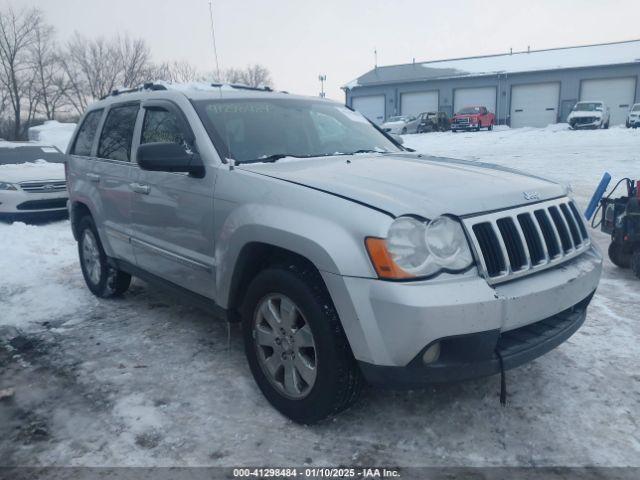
[365,237,413,279]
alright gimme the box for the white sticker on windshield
[41,147,57,153]
[337,107,369,124]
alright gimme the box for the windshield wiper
[239,154,308,164]
[334,149,391,156]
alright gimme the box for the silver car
[380,115,420,134]
[0,144,68,221]
[66,85,602,423]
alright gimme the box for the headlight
[0,181,18,191]
[366,216,474,280]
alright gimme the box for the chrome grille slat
[463,198,591,285]
[19,180,67,193]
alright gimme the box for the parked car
[67,84,602,424]
[567,101,610,129]
[626,103,640,128]
[417,111,451,133]
[0,143,68,221]
[380,115,420,134]
[451,106,495,132]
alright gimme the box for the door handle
[129,182,150,194]
[87,173,101,183]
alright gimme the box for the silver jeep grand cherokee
[66,84,602,423]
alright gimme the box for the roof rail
[210,83,273,92]
[100,82,168,100]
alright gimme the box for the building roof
[344,39,640,89]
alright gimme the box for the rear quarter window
[71,109,103,156]
[97,104,140,162]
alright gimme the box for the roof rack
[210,83,273,92]
[100,82,168,100]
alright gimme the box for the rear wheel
[78,216,131,297]
[631,251,640,279]
[242,264,363,424]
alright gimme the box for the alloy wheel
[252,294,317,399]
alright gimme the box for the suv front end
[322,197,601,387]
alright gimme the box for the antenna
[208,1,221,81]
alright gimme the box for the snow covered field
[1,125,639,468]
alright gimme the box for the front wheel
[488,122,493,131]
[604,120,609,129]
[78,216,131,298]
[401,127,407,134]
[242,264,363,424]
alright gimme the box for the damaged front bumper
[322,246,602,387]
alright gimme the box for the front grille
[454,118,470,125]
[16,198,68,211]
[463,197,591,284]
[19,180,67,193]
[573,117,596,125]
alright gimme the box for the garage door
[581,77,636,126]
[454,87,496,114]
[400,91,438,116]
[351,95,385,124]
[510,83,560,128]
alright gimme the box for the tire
[632,251,640,279]
[241,264,363,424]
[401,127,407,134]
[604,121,609,129]
[488,123,493,131]
[77,215,131,297]
[608,242,631,269]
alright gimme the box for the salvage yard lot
[1,125,639,467]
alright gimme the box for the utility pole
[318,74,326,98]
[374,48,378,68]
[208,1,221,82]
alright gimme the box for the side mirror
[391,134,404,144]
[137,142,204,177]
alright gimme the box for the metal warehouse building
[343,39,640,127]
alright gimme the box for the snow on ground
[1,126,639,468]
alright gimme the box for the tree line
[0,6,273,140]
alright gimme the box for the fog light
[422,342,441,364]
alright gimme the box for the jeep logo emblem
[523,191,540,201]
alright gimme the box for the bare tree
[0,6,42,139]
[152,60,200,83]
[30,20,69,119]
[117,34,151,88]
[240,64,273,88]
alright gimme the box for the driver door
[130,100,217,298]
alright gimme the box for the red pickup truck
[451,106,495,132]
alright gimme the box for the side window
[140,107,193,150]
[71,109,103,156]
[97,104,139,162]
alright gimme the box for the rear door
[130,100,216,298]
[93,102,140,263]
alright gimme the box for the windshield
[573,102,602,112]
[458,107,482,115]
[632,104,640,112]
[0,145,65,165]
[193,98,401,164]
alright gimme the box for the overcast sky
[17,0,640,101]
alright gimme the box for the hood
[0,160,65,184]
[568,111,603,119]
[238,154,566,218]
[453,113,479,119]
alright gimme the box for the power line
[208,1,221,81]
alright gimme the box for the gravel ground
[1,125,639,468]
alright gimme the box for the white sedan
[0,143,68,221]
[380,115,420,134]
